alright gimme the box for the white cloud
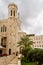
[0,0,43,35]
[22,11,43,35]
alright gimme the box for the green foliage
[21,48,43,65]
[18,35,34,47]
[18,35,43,65]
[17,35,34,62]
[17,35,34,54]
[21,62,36,65]
[28,49,43,65]
[22,47,33,62]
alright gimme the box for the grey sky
[0,0,43,35]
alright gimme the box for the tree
[28,49,43,65]
[18,35,34,52]
[22,46,33,62]
[17,35,34,62]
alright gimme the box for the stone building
[0,3,26,56]
[0,3,43,57]
[27,34,43,49]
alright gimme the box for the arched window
[1,25,7,32]
[11,10,12,16]
[14,11,15,16]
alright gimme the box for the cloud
[21,0,43,35]
[0,0,43,35]
[0,0,21,19]
[22,11,43,35]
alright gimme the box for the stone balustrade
[0,54,15,65]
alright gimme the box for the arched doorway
[1,37,7,47]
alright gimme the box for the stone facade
[27,34,43,49]
[0,3,43,57]
[0,3,25,56]
[0,55,14,65]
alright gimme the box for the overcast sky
[0,0,43,35]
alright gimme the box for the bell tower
[8,3,18,18]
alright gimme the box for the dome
[8,3,18,9]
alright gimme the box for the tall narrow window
[5,27,7,32]
[3,25,4,32]
[9,49,11,55]
[14,11,15,16]
[11,10,12,16]
[1,27,2,32]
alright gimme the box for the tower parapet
[8,3,18,18]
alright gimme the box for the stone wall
[0,54,15,65]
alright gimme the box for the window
[1,27,3,32]
[5,27,7,32]
[9,49,11,55]
[3,25,4,32]
[14,11,15,16]
[37,41,38,43]
[11,10,12,16]
[42,45,43,47]
[40,45,41,47]
[35,45,36,47]
[1,25,7,32]
[0,50,2,56]
[37,45,39,47]
[1,37,7,47]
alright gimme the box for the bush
[28,49,43,65]
[22,48,43,65]
[21,57,26,62]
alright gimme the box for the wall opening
[14,11,15,16]
[11,10,12,16]
[0,50,2,56]
[9,49,11,55]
